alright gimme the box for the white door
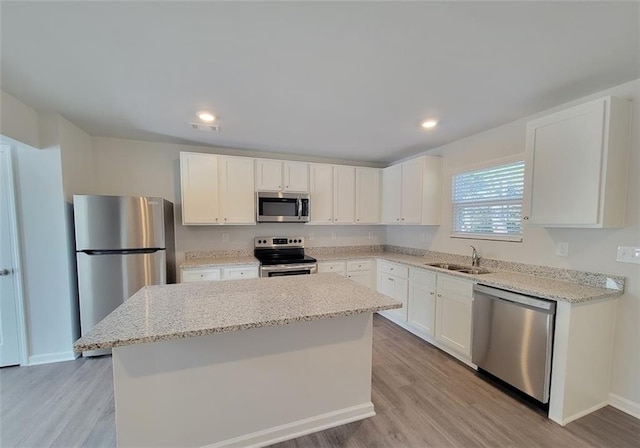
[180,152,220,225]
[333,165,356,224]
[347,271,371,288]
[355,168,380,224]
[284,162,309,192]
[0,146,20,367]
[218,156,255,224]
[309,164,334,223]
[376,272,408,321]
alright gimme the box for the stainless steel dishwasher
[472,284,556,403]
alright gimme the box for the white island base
[112,313,375,447]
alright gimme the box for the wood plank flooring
[1,315,638,447]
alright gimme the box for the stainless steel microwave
[257,192,310,223]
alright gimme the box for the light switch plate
[222,233,229,243]
[616,246,640,264]
[556,242,569,257]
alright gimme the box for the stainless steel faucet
[470,245,480,267]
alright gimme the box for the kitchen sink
[424,262,491,275]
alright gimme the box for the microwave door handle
[297,197,302,220]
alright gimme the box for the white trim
[0,144,29,366]
[448,153,525,177]
[27,351,78,366]
[551,401,610,426]
[203,403,375,448]
[609,393,640,420]
[450,233,523,243]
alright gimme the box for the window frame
[450,155,525,243]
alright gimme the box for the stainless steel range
[254,237,317,277]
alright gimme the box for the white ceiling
[1,2,638,164]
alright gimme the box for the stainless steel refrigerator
[74,195,175,356]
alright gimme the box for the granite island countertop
[179,249,624,304]
[73,273,401,352]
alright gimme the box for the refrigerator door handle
[82,248,161,256]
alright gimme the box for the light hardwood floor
[1,315,638,447]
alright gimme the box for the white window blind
[452,161,524,241]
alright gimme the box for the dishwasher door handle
[474,284,556,313]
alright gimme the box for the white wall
[0,90,40,149]
[387,78,640,409]
[91,138,385,269]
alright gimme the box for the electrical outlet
[556,242,569,257]
[368,231,374,239]
[616,246,640,264]
[331,232,337,240]
[222,233,229,244]
[419,233,426,243]
[308,232,315,241]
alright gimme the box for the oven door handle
[261,263,317,272]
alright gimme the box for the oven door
[260,263,318,277]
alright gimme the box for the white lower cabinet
[346,260,374,289]
[181,265,258,283]
[434,276,474,359]
[317,261,347,276]
[375,261,474,366]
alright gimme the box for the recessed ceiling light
[421,119,438,129]
[197,111,216,123]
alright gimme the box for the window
[451,160,525,241]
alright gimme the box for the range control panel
[254,236,305,248]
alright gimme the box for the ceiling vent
[189,122,220,132]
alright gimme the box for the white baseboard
[552,401,609,426]
[27,350,78,366]
[205,403,375,448]
[609,393,640,420]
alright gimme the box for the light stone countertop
[73,273,401,352]
[181,255,259,268]
[314,251,623,303]
[179,250,623,304]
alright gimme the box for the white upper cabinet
[355,168,381,224]
[309,163,335,223]
[382,155,441,225]
[180,152,220,225]
[255,159,283,191]
[524,96,632,228]
[181,152,255,225]
[218,156,255,224]
[284,162,309,192]
[333,165,356,224]
[255,159,309,192]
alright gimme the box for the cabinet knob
[401,218,405,221]
[388,278,394,282]
[224,217,227,221]
[390,267,394,271]
[215,218,219,222]
[286,185,289,188]
[437,294,442,297]
[523,216,529,221]
[396,218,400,221]
[356,218,360,222]
[429,292,435,295]
[328,218,332,221]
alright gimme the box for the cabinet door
[421,156,442,225]
[382,164,402,224]
[218,156,255,224]
[309,164,334,223]
[347,271,371,288]
[408,270,437,336]
[356,168,380,224]
[284,162,309,192]
[181,268,221,282]
[180,152,220,225]
[377,272,408,321]
[318,261,346,275]
[435,276,473,357]
[255,159,283,191]
[401,159,424,224]
[333,165,356,224]
[525,98,605,226]
[223,266,259,280]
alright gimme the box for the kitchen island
[74,274,400,448]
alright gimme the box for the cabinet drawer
[347,260,372,272]
[181,268,221,282]
[378,260,408,279]
[318,261,346,275]
[410,268,437,288]
[223,266,259,280]
[437,275,473,298]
